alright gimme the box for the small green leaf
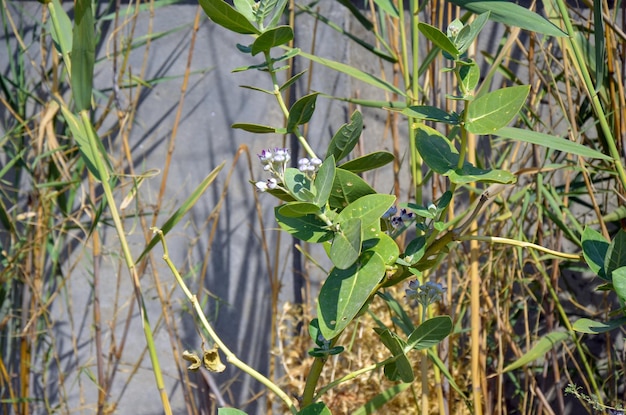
[458,59,480,94]
[415,125,516,184]
[465,85,530,134]
[400,105,460,124]
[418,22,460,58]
[280,70,307,92]
[329,168,376,210]
[502,331,570,372]
[406,316,452,351]
[605,229,626,280]
[298,402,332,415]
[284,168,316,202]
[573,317,626,334]
[318,252,386,339]
[313,156,335,208]
[218,409,248,415]
[199,0,260,34]
[338,151,394,173]
[326,110,363,162]
[582,227,609,280]
[496,127,612,161]
[374,328,414,382]
[275,208,333,243]
[612,267,626,302]
[251,25,294,55]
[330,218,362,269]
[454,12,490,54]
[231,123,285,134]
[287,93,320,132]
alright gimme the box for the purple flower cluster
[255,148,290,192]
[383,206,416,229]
[406,280,444,307]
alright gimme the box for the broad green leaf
[406,316,453,351]
[363,226,399,266]
[329,168,376,210]
[71,0,95,112]
[48,0,72,56]
[284,168,315,202]
[298,50,406,96]
[338,151,394,173]
[605,229,626,280]
[277,202,320,217]
[496,127,611,161]
[418,22,459,58]
[199,0,260,34]
[313,156,335,208]
[447,0,566,37]
[318,252,386,338]
[336,194,396,226]
[326,110,363,162]
[218,409,248,415]
[502,331,570,372]
[374,328,414,382]
[400,105,459,125]
[330,218,362,269]
[582,227,609,280]
[612,267,626,302]
[465,85,530,134]
[251,26,293,55]
[275,208,333,243]
[137,163,225,262]
[298,402,332,415]
[352,383,411,415]
[231,123,286,134]
[415,125,516,184]
[233,0,255,22]
[573,317,626,334]
[287,93,319,132]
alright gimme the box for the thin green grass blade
[496,127,611,161]
[298,50,406,97]
[352,383,411,415]
[137,162,225,262]
[71,0,95,111]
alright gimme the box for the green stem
[458,235,582,261]
[264,51,318,159]
[155,229,298,414]
[80,111,172,414]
